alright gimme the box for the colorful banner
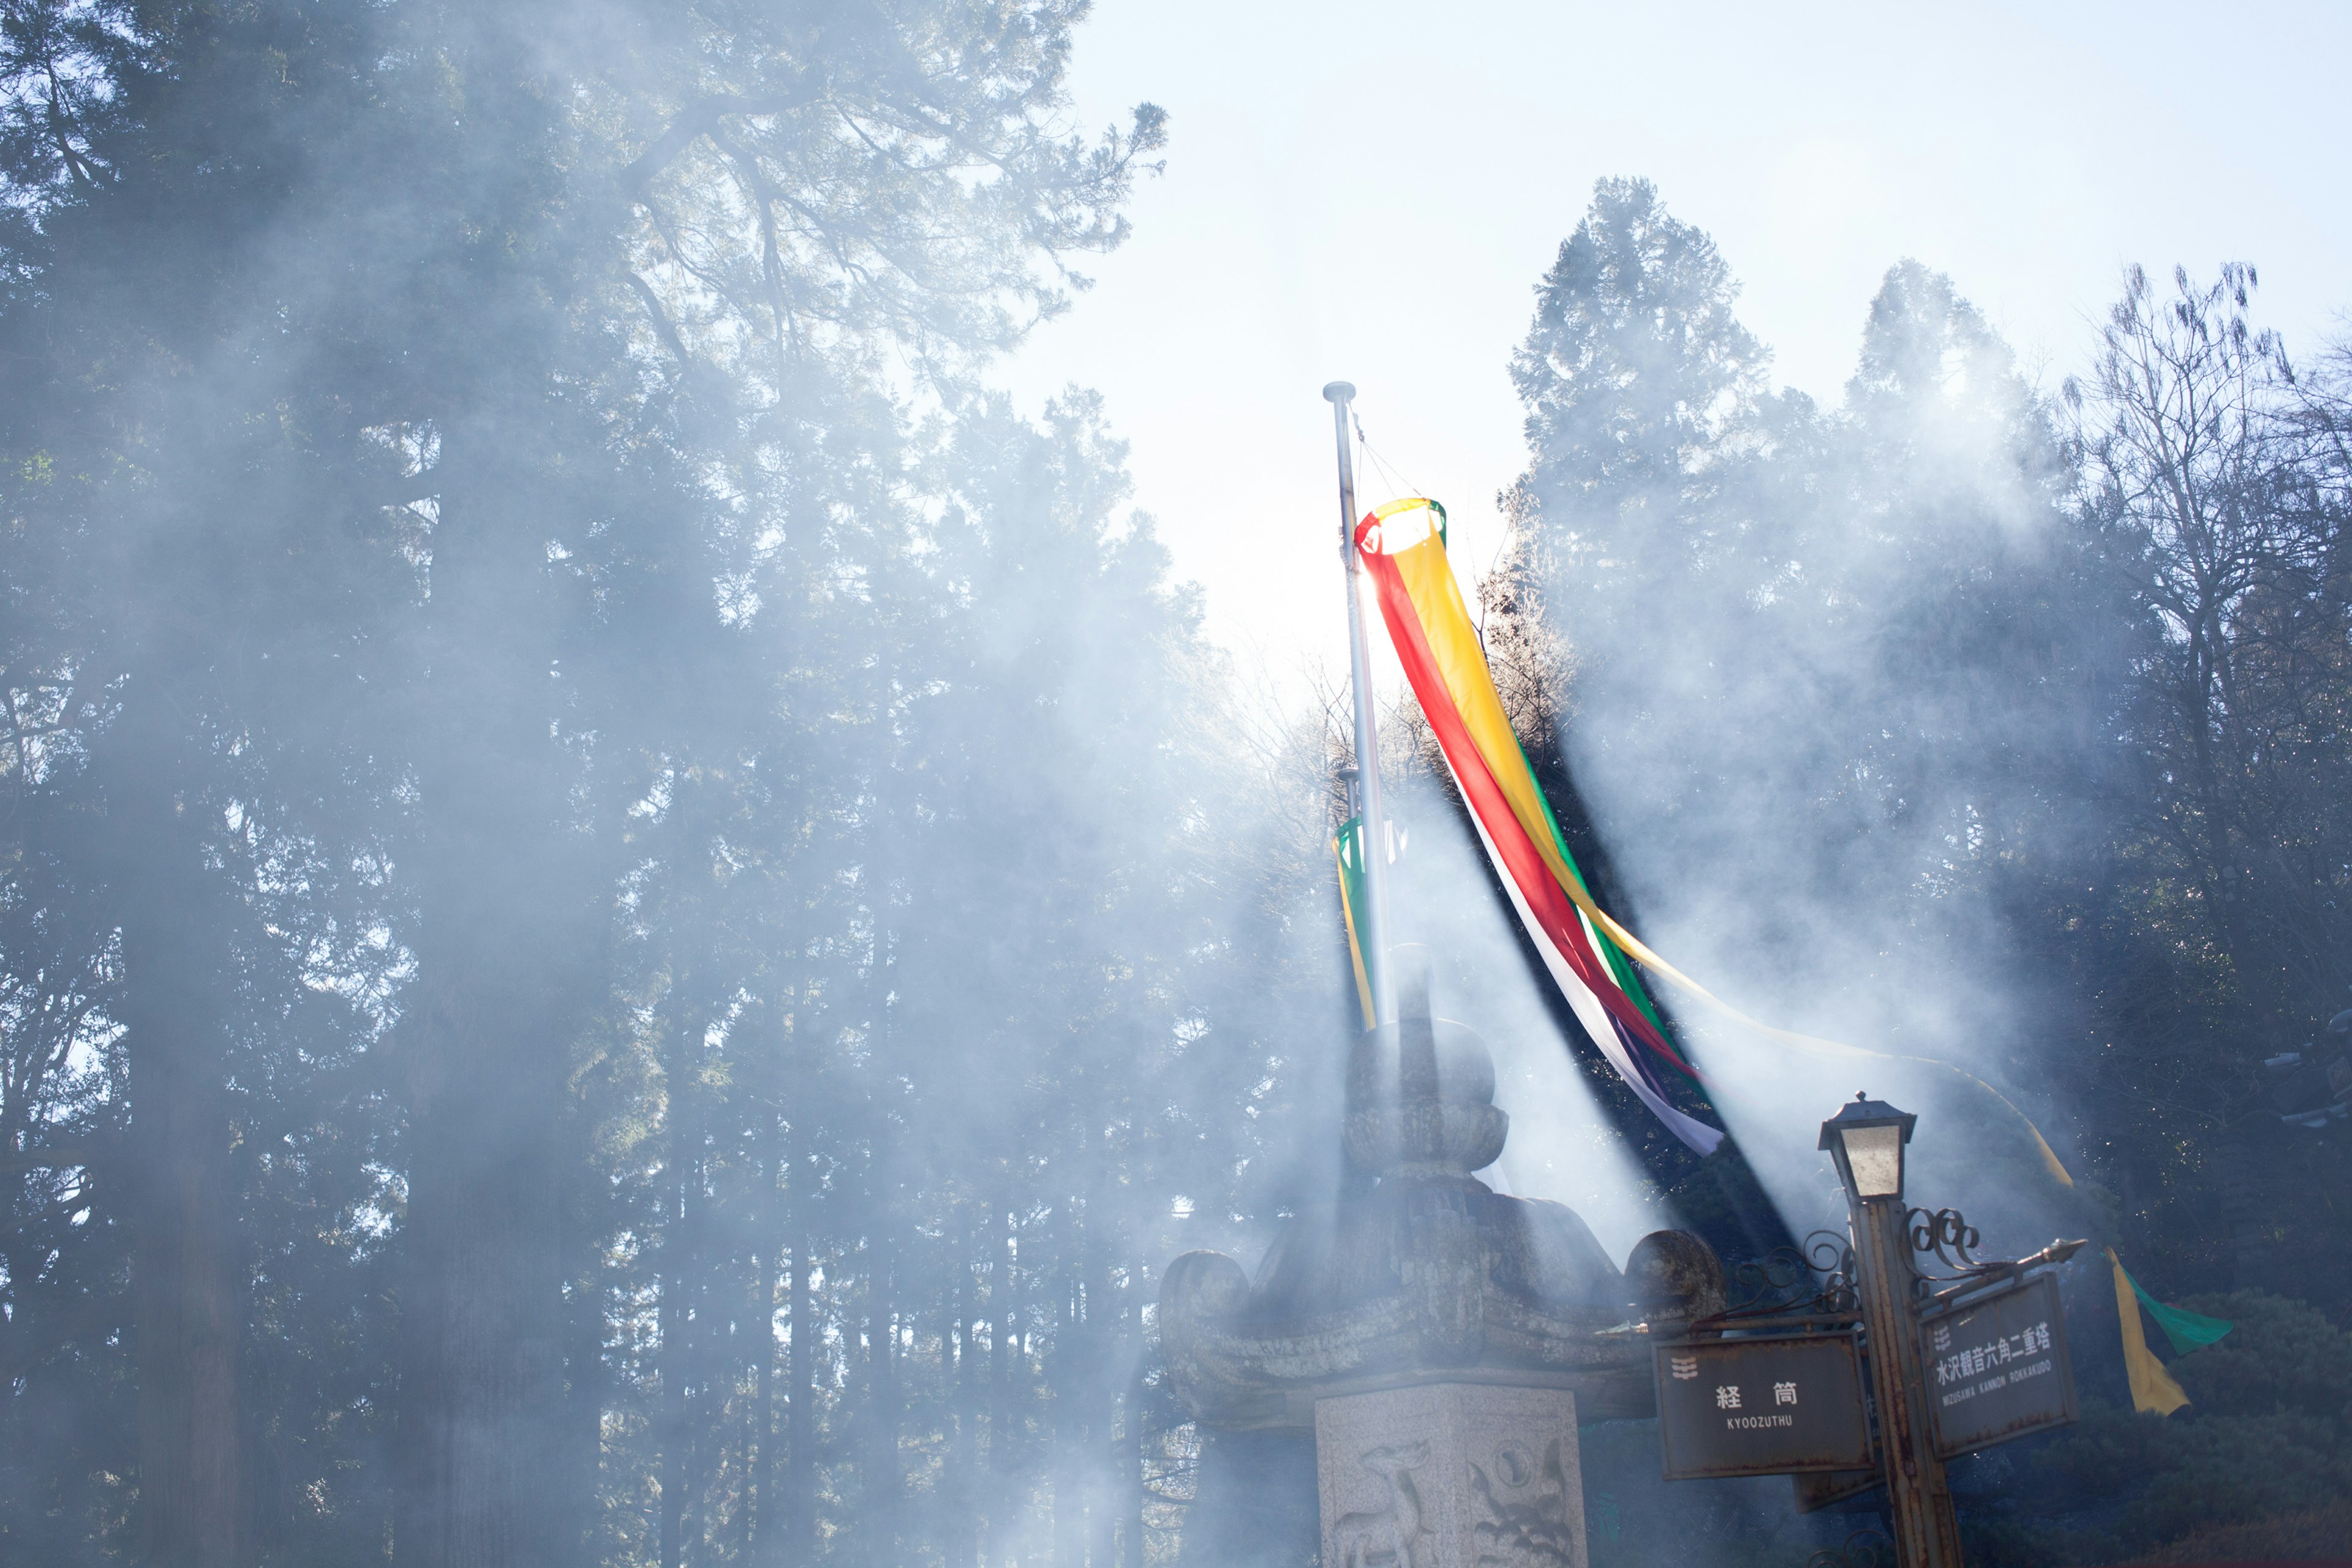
[1353,498,1723,1155]
[1349,496,2078,1185]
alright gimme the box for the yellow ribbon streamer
[1381,503,1586,897]
[2107,1248,2190,1415]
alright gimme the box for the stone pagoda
[1159,948,1728,1568]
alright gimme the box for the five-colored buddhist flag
[1351,498,1724,1155]
[1340,491,2076,1183]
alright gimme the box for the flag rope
[1560,884,2073,1187]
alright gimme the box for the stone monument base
[1314,1383,1585,1568]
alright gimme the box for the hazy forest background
[2,6,2348,1568]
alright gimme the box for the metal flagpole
[1324,380,1394,1023]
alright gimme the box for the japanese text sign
[1654,1332,1874,1480]
[1919,1272,2077,1459]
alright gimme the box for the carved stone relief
[1315,1383,1585,1568]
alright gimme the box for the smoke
[1503,186,2113,1259]
[0,6,1311,1564]
[16,9,2333,1562]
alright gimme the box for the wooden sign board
[1918,1272,2078,1460]
[1655,1332,1874,1480]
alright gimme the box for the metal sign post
[1655,1096,2088,1568]
[1847,1170,1964,1568]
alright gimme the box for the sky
[993,0,2352,695]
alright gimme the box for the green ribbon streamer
[2121,1264,2234,1357]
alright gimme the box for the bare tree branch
[624,86,821,198]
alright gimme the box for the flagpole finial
[1323,380,1356,403]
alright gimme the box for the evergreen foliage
[1,5,1334,1566]
[1496,178,2352,1567]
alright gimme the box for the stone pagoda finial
[1344,944,1507,1183]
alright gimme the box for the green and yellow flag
[1333,815,1380,1029]
[2108,1249,2231,1415]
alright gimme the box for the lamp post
[1822,1093,1962,1568]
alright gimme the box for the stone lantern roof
[1159,947,1728,1431]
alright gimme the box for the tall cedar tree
[1,3,1174,1565]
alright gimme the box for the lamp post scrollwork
[1907,1209,1982,1274]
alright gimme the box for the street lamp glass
[1841,1124,1905,1199]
